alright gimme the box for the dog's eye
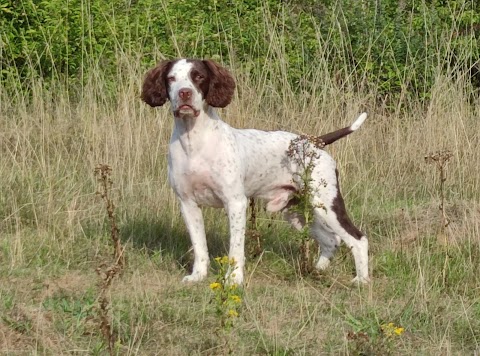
[167,76,175,83]
[195,74,204,81]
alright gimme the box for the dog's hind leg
[312,199,369,283]
[284,210,306,231]
[310,219,341,270]
[309,163,369,283]
[286,208,340,270]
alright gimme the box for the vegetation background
[1,0,480,354]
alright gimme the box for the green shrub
[1,0,479,99]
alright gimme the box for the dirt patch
[391,200,480,247]
[0,303,67,354]
[0,318,34,354]
[41,270,93,300]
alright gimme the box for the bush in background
[1,0,479,100]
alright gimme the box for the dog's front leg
[180,200,209,283]
[225,197,248,285]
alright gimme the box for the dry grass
[1,27,480,355]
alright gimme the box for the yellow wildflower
[227,309,239,318]
[209,282,221,290]
[394,327,405,336]
[381,323,404,337]
[229,283,238,291]
[230,295,242,303]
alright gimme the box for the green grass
[2,205,479,354]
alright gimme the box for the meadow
[1,3,480,355]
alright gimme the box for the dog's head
[141,59,236,118]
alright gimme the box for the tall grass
[1,5,480,354]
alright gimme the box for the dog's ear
[141,60,172,107]
[202,60,236,108]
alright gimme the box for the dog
[141,58,369,284]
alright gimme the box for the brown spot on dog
[331,169,363,239]
[187,59,211,98]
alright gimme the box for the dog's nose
[179,88,192,100]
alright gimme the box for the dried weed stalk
[94,164,126,355]
[287,135,325,275]
[425,150,453,233]
[246,198,262,258]
[95,164,124,267]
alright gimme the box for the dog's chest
[168,150,227,208]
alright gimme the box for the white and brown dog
[142,59,369,284]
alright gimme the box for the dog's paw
[182,272,207,283]
[315,256,331,270]
[351,275,370,284]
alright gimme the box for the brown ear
[141,60,172,107]
[202,60,236,108]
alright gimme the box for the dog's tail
[318,112,367,146]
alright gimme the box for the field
[1,9,480,355]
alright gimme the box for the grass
[1,16,480,356]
